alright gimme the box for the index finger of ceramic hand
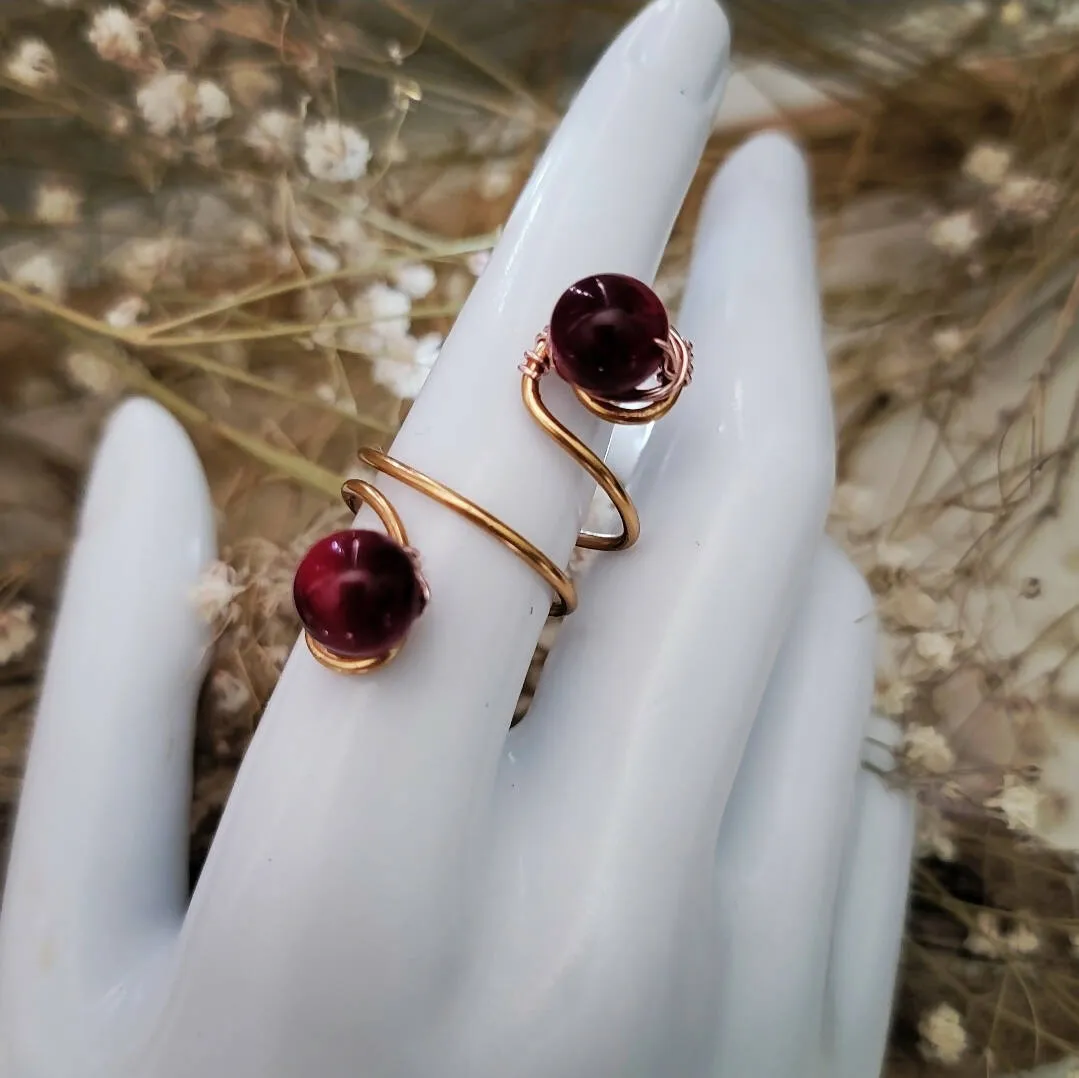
[181,0,729,974]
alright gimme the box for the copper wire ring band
[519,325,693,551]
[356,447,578,618]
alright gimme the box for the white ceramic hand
[0,2,915,1076]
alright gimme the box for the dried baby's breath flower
[33,180,82,225]
[929,210,982,257]
[0,603,36,665]
[190,561,245,628]
[985,775,1042,832]
[106,236,178,291]
[876,677,915,717]
[392,262,436,299]
[300,243,340,275]
[478,160,516,200]
[371,332,442,399]
[193,80,231,129]
[5,39,58,89]
[87,6,143,64]
[136,71,190,136]
[992,173,1061,223]
[466,250,491,277]
[1005,921,1040,955]
[327,216,378,267]
[914,631,957,670]
[209,669,251,715]
[104,294,147,328]
[243,108,299,163]
[918,1003,967,1065]
[13,250,67,300]
[965,910,1004,957]
[64,348,122,395]
[1000,0,1026,26]
[932,326,967,359]
[302,120,371,182]
[962,142,1013,186]
[357,282,411,343]
[902,724,956,773]
[916,806,956,861]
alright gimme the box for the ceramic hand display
[0,1,914,1075]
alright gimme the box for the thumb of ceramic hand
[0,398,216,1059]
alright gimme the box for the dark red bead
[548,273,669,401]
[293,529,427,659]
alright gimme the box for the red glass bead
[293,529,427,660]
[548,273,669,401]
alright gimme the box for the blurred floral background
[4,0,1079,1074]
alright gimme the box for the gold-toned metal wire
[358,447,578,617]
[519,325,693,551]
[302,477,417,674]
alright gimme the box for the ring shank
[358,448,578,617]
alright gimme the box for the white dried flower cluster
[902,724,956,774]
[64,348,123,395]
[392,262,436,299]
[302,120,371,182]
[105,236,178,291]
[190,561,246,628]
[477,160,515,200]
[992,174,1062,223]
[343,280,442,397]
[916,806,956,861]
[33,180,83,225]
[243,108,300,164]
[967,909,1036,956]
[136,72,232,137]
[373,330,443,399]
[875,677,915,717]
[466,250,491,277]
[929,209,982,257]
[962,143,1013,187]
[104,295,147,329]
[918,1002,967,1065]
[4,39,58,89]
[209,669,251,715]
[12,249,67,300]
[0,603,36,665]
[985,774,1042,831]
[1000,0,1026,26]
[965,909,1040,958]
[913,630,957,671]
[931,326,966,359]
[357,282,411,344]
[87,6,143,65]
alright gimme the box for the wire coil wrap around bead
[519,324,693,551]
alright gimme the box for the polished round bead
[293,529,427,660]
[548,273,669,401]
